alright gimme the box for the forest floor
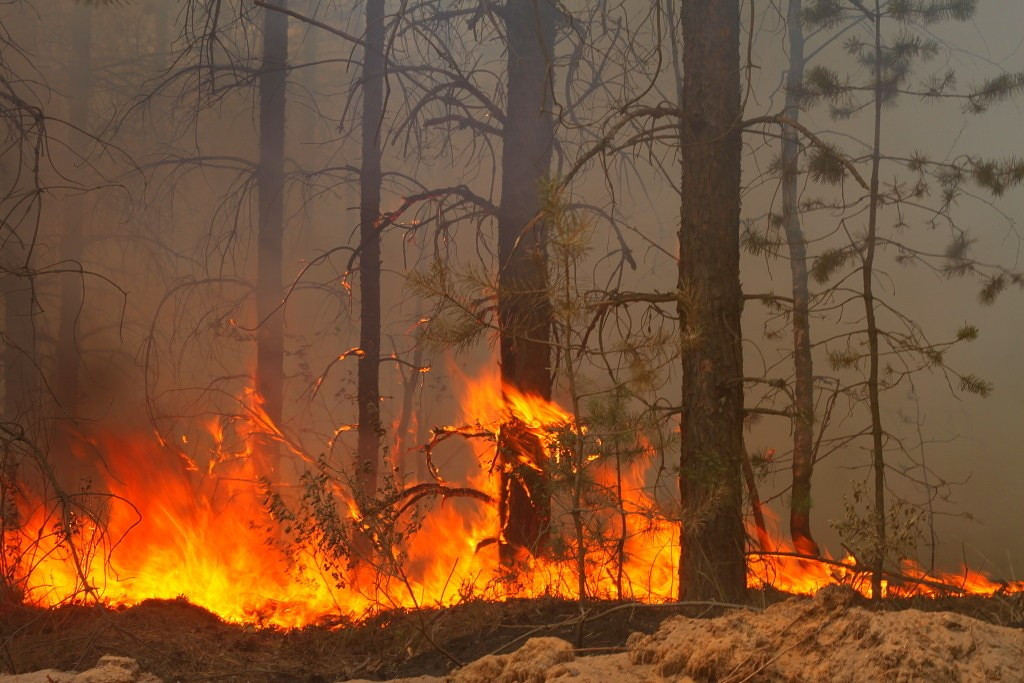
[1,587,1023,682]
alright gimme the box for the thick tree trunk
[677,0,747,603]
[782,0,820,558]
[55,3,92,421]
[256,1,288,432]
[496,0,555,565]
[356,0,385,504]
[1,242,36,423]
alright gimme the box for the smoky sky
[4,0,1023,583]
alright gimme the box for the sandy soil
[0,656,160,683]
[346,586,1024,683]
[3,587,1023,682]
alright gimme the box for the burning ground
[7,370,1022,629]
[2,587,1024,681]
[5,374,1024,681]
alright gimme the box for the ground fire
[2,370,1021,628]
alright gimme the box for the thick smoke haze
[1,0,1022,601]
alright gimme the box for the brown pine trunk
[1,246,36,423]
[782,0,820,558]
[677,0,747,603]
[55,2,92,421]
[356,0,385,504]
[256,0,288,433]
[496,0,556,565]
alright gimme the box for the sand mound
[345,586,1024,682]
[0,656,161,683]
[627,585,1024,682]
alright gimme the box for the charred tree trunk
[55,2,92,422]
[256,0,288,432]
[677,0,747,602]
[496,0,555,565]
[357,0,385,504]
[782,0,820,558]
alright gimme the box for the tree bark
[782,0,820,558]
[677,0,747,603]
[865,0,886,601]
[256,0,288,433]
[1,234,37,424]
[357,0,385,504]
[55,2,93,421]
[496,0,556,565]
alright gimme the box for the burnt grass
[1,589,1022,682]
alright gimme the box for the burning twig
[423,424,496,482]
[387,482,492,520]
[750,549,1006,597]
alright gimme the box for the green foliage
[802,0,847,30]
[263,466,353,588]
[800,66,851,107]
[263,457,433,591]
[741,220,782,258]
[977,272,1024,306]
[922,69,958,99]
[954,324,979,342]
[978,275,1004,304]
[811,246,855,284]
[970,157,1024,196]
[828,347,861,371]
[543,179,594,329]
[966,72,1024,113]
[831,480,925,569]
[884,31,939,70]
[957,373,993,397]
[808,142,848,185]
[942,233,974,277]
[407,260,495,351]
[887,0,977,24]
[543,180,592,267]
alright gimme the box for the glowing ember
[2,371,1020,626]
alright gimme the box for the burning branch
[423,424,496,482]
[386,482,492,520]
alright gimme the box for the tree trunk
[256,0,288,433]
[782,0,820,558]
[55,2,93,421]
[677,0,747,603]
[1,236,37,424]
[155,0,171,71]
[357,0,385,504]
[497,0,556,565]
[865,0,886,601]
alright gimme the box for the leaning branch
[742,114,870,190]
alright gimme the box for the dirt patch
[0,655,161,683]
[2,589,1023,682]
[626,585,1024,682]
[344,586,1024,682]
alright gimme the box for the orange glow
[3,371,1020,626]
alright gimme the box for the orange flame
[3,370,1020,626]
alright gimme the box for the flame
[3,369,1021,626]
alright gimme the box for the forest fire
[3,372,1021,628]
